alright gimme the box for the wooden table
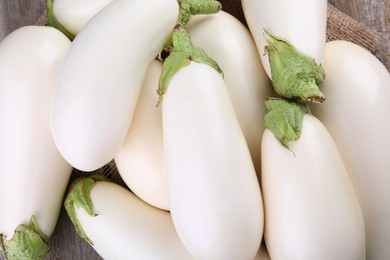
[0,1,389,259]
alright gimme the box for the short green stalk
[177,0,221,26]
[46,0,75,41]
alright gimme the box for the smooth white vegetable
[53,0,114,35]
[0,26,72,256]
[261,114,365,260]
[241,0,327,78]
[186,11,272,176]
[71,180,194,259]
[310,40,390,260]
[163,61,263,259]
[114,60,169,211]
[51,0,179,171]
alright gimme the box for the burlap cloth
[36,1,381,186]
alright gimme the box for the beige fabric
[35,9,48,26]
[326,4,380,55]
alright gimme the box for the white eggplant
[261,114,365,260]
[163,61,263,259]
[0,26,72,259]
[51,0,179,171]
[310,40,390,260]
[114,60,169,210]
[65,177,193,259]
[241,0,327,78]
[53,0,114,35]
[186,10,272,176]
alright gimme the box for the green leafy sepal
[157,26,223,105]
[264,98,307,149]
[0,215,50,260]
[264,29,325,103]
[64,175,108,245]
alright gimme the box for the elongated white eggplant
[262,112,365,260]
[114,60,169,210]
[51,0,179,171]
[162,57,263,258]
[311,40,390,260]
[186,11,272,176]
[158,26,263,259]
[0,26,72,259]
[65,177,194,259]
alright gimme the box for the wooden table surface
[0,0,389,259]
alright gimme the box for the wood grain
[0,1,389,259]
[0,0,45,40]
[329,0,390,68]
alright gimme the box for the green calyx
[264,29,325,103]
[177,0,222,26]
[46,0,75,41]
[264,98,307,149]
[157,26,223,105]
[64,175,108,245]
[0,215,50,260]
[156,0,223,102]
